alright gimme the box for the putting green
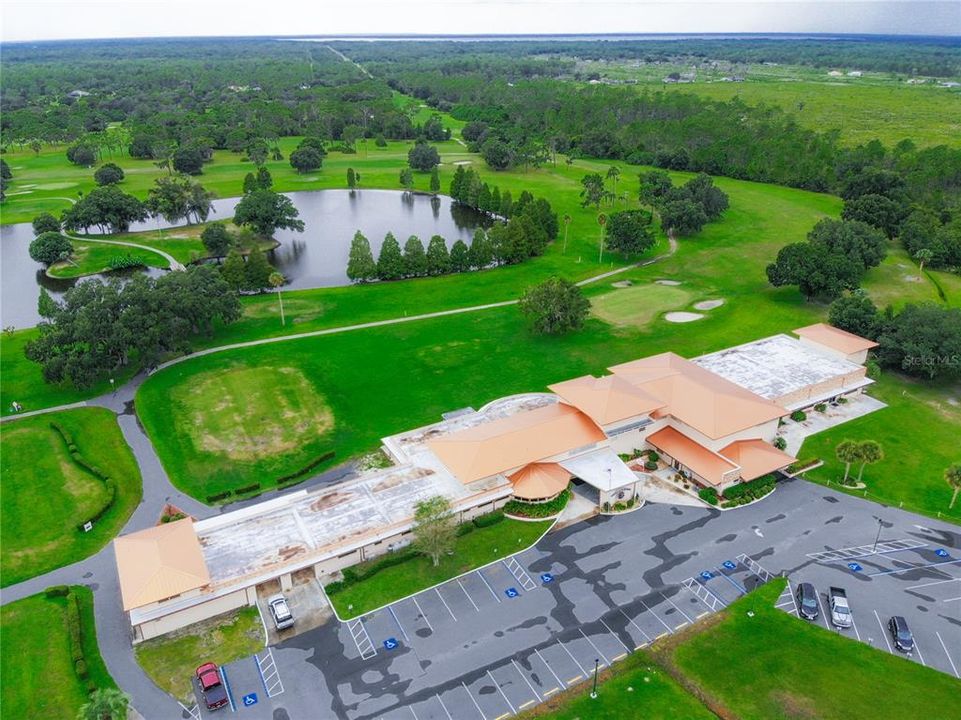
[591,283,694,327]
[170,365,333,462]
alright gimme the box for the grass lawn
[660,578,961,720]
[48,240,168,278]
[0,407,143,586]
[328,518,552,619]
[518,650,714,720]
[799,374,961,523]
[134,606,264,704]
[862,246,961,310]
[590,282,694,327]
[0,586,116,720]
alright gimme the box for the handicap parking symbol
[700,570,713,581]
[242,693,258,707]
[383,637,399,650]
[935,548,949,558]
[505,587,520,598]
[848,562,863,572]
[722,560,736,570]
[541,573,554,584]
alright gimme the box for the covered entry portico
[560,447,641,507]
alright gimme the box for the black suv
[889,616,914,653]
[796,582,819,621]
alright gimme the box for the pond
[0,189,489,329]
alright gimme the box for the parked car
[889,615,915,653]
[268,594,294,631]
[795,582,819,620]
[195,662,228,711]
[828,586,853,629]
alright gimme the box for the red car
[196,662,229,711]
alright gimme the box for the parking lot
[189,647,285,718]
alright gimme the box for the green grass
[0,586,116,720]
[134,606,263,704]
[48,240,168,278]
[328,518,552,619]
[0,407,143,586]
[664,578,961,719]
[591,282,694,327]
[799,374,961,523]
[863,246,961,310]
[519,650,714,720]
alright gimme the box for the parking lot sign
[505,587,520,598]
[722,560,736,570]
[541,573,554,584]
[242,693,258,707]
[383,637,399,650]
[848,562,863,572]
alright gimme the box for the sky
[1,0,959,43]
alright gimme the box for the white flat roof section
[693,334,872,402]
[560,447,637,492]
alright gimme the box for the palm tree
[268,272,286,326]
[855,440,883,483]
[945,463,961,509]
[835,439,860,484]
[606,165,621,205]
[597,213,608,263]
[914,247,934,277]
[562,214,572,254]
[78,687,130,720]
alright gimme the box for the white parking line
[660,590,694,623]
[874,611,893,652]
[580,628,609,665]
[534,648,565,689]
[476,570,502,603]
[388,605,411,644]
[511,659,541,702]
[637,597,673,635]
[436,694,454,720]
[599,617,631,653]
[488,670,516,715]
[851,616,862,642]
[914,637,926,666]
[936,632,960,677]
[462,682,487,720]
[412,596,434,632]
[816,592,831,630]
[457,579,481,611]
[618,607,652,645]
[944,596,961,603]
[409,705,420,720]
[906,577,961,591]
[436,588,457,621]
[558,640,588,676]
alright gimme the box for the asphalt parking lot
[171,478,960,720]
[189,647,286,719]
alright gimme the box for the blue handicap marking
[935,548,949,558]
[722,560,737,570]
[383,637,399,650]
[541,573,554,584]
[505,587,520,598]
[700,570,713,581]
[848,562,863,572]
[242,693,258,707]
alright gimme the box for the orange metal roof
[608,352,786,439]
[793,323,878,354]
[428,403,606,484]
[719,439,796,481]
[647,426,739,487]
[114,518,210,611]
[508,462,572,500]
[548,374,666,425]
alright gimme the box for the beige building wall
[134,587,253,642]
[797,336,869,364]
[774,368,868,409]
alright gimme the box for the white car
[267,594,294,631]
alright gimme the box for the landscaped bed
[326,513,552,619]
[504,488,572,519]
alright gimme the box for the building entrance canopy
[560,447,637,492]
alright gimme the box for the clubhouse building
[115,323,877,641]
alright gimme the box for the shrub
[838,396,849,404]
[276,450,335,485]
[44,585,71,598]
[234,483,261,496]
[773,436,787,451]
[722,474,776,504]
[472,510,504,528]
[504,488,571,518]
[603,501,611,513]
[339,548,418,586]
[815,403,828,412]
[790,410,807,422]
[644,460,658,471]
[206,490,232,504]
[699,487,719,505]
[107,254,143,270]
[456,522,475,537]
[613,502,627,512]
[787,457,821,474]
[647,451,659,462]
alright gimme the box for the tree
[128,134,155,159]
[659,199,707,236]
[234,189,305,237]
[66,143,96,167]
[605,209,655,256]
[580,173,605,208]
[562,214,572,253]
[766,242,864,301]
[29,232,73,265]
[449,165,466,200]
[221,249,247,290]
[639,169,673,208]
[32,212,61,235]
[289,146,324,173]
[255,166,273,190]
[429,167,441,194]
[828,292,881,340]
[377,232,404,280]
[269,271,286,325]
[468,229,493,269]
[94,163,124,186]
[946,463,961,509]
[412,496,457,567]
[399,168,414,192]
[402,235,428,277]
[481,139,513,170]
[347,167,356,189]
[835,440,860,484]
[61,186,147,234]
[877,303,961,381]
[842,193,906,239]
[408,141,440,172]
[809,219,887,269]
[201,223,234,257]
[426,235,451,275]
[606,165,621,203]
[450,240,470,272]
[914,247,934,276]
[682,173,729,220]
[1,158,12,179]
[347,231,377,282]
[244,249,272,291]
[77,687,130,720]
[500,189,513,217]
[855,440,883,483]
[145,176,190,226]
[243,172,259,195]
[596,213,607,262]
[172,145,204,175]
[519,277,591,335]
[247,140,268,166]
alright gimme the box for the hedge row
[45,586,95,691]
[787,457,821,475]
[204,451,338,503]
[699,487,719,506]
[722,474,777,507]
[277,450,336,485]
[49,422,118,532]
[504,488,572,518]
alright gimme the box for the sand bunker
[611,280,633,288]
[665,312,704,323]
[655,279,682,286]
[453,160,473,166]
[693,299,725,311]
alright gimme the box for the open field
[863,245,961,309]
[134,606,263,704]
[800,374,961,523]
[328,517,552,619]
[0,587,116,720]
[0,407,143,586]
[48,240,168,278]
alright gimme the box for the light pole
[590,658,600,699]
[872,518,883,553]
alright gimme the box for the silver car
[267,594,294,631]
